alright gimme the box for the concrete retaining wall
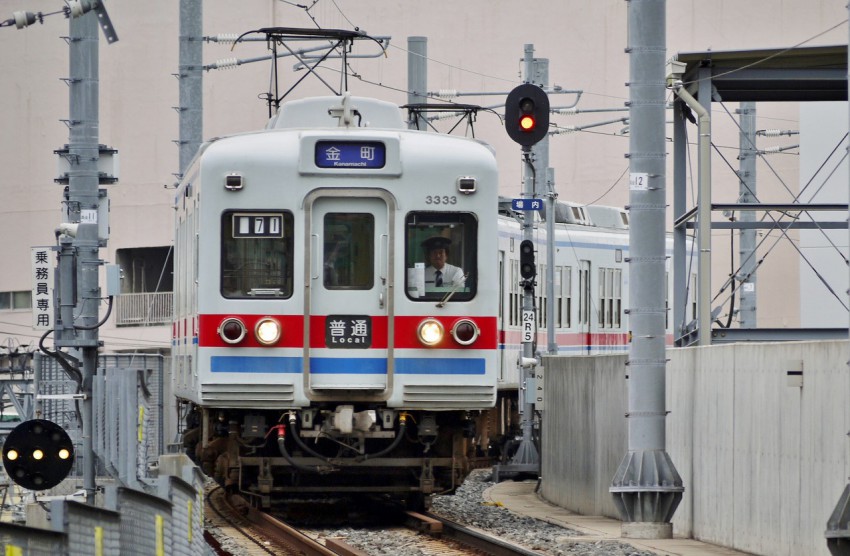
[540,340,850,556]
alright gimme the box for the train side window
[510,259,519,325]
[613,268,622,328]
[562,266,572,329]
[404,212,477,302]
[221,211,294,298]
[323,213,374,289]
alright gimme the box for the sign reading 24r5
[522,310,534,343]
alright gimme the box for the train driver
[422,236,465,289]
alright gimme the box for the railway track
[206,486,546,556]
[205,486,362,556]
[406,511,545,556]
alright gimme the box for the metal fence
[0,461,209,556]
[114,292,173,326]
[36,354,165,486]
[93,361,164,487]
[1,352,212,555]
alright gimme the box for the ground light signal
[3,419,75,490]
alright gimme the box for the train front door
[304,190,394,393]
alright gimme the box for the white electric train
[171,92,690,508]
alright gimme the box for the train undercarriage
[181,401,518,509]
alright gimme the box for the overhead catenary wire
[702,114,850,314]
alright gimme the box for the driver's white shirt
[424,264,465,288]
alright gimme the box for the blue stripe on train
[210,356,485,375]
[310,358,387,374]
[211,356,301,373]
[396,358,485,375]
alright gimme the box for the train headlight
[417,319,444,347]
[451,319,480,346]
[219,317,247,344]
[255,317,282,346]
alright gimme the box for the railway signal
[2,419,75,490]
[505,84,550,147]
[519,240,536,280]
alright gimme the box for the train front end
[173,95,499,506]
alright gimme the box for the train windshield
[405,212,477,302]
[221,211,294,298]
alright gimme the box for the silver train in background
[172,93,693,508]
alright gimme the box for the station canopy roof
[673,44,847,102]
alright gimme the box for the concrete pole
[64,9,101,505]
[610,0,683,537]
[407,37,427,130]
[499,44,542,478]
[737,102,757,328]
[178,0,203,177]
[523,56,557,356]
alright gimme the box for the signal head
[3,419,74,491]
[519,239,536,279]
[505,84,550,147]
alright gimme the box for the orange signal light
[519,115,536,132]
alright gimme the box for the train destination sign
[315,141,386,169]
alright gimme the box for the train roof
[267,95,406,130]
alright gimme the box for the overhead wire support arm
[432,86,581,102]
[555,106,629,115]
[550,116,630,135]
[402,103,485,135]
[204,44,330,72]
[206,37,390,72]
[229,27,387,112]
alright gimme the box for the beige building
[0,0,845,351]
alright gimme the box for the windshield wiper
[436,274,469,308]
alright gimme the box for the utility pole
[610,0,683,538]
[178,0,202,177]
[493,45,550,481]
[53,1,118,505]
[55,7,101,506]
[523,51,558,357]
[737,102,757,328]
[407,36,427,130]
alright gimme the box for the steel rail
[412,511,544,556]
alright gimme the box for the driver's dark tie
[435,270,443,287]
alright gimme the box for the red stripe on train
[500,329,674,346]
[193,314,497,350]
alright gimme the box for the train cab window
[221,211,294,298]
[323,213,374,289]
[405,212,477,302]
